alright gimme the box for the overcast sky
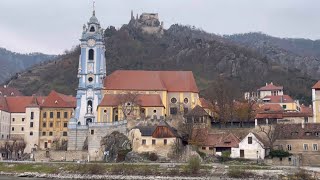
[0,0,319,54]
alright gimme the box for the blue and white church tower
[68,9,106,150]
[75,9,106,126]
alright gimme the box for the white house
[232,132,268,160]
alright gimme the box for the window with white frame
[313,144,318,151]
[303,144,309,151]
[287,144,292,151]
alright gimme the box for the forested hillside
[8,24,316,104]
[0,48,56,84]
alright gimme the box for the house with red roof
[255,103,312,126]
[39,90,76,150]
[258,82,283,99]
[128,121,181,157]
[0,95,45,155]
[0,90,76,155]
[99,70,205,122]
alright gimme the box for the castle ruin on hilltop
[129,11,164,35]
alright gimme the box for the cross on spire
[93,0,96,16]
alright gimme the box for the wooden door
[240,150,244,158]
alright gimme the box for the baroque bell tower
[73,7,106,126]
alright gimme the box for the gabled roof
[263,95,294,103]
[258,83,283,91]
[134,121,178,138]
[214,133,240,148]
[312,81,320,89]
[185,105,209,117]
[0,86,23,97]
[104,70,199,93]
[152,121,179,138]
[41,90,76,108]
[99,94,164,107]
[244,132,270,147]
[276,123,320,140]
[6,96,34,113]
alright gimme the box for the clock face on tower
[87,39,96,47]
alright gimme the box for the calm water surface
[0,176,51,180]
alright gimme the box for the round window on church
[184,98,189,104]
[171,98,177,104]
[88,77,93,82]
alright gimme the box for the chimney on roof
[271,82,273,85]
[309,105,312,108]
[3,85,7,88]
[266,83,268,86]
[281,96,284,103]
[302,120,305,129]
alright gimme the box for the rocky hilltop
[225,32,320,79]
[8,18,316,103]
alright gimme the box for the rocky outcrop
[100,131,131,162]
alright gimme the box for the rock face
[100,131,131,162]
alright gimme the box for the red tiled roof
[258,83,283,91]
[0,86,23,97]
[6,96,34,113]
[214,133,240,148]
[276,123,320,139]
[0,96,9,112]
[204,133,224,146]
[199,98,213,109]
[104,70,199,93]
[300,104,312,115]
[257,104,284,113]
[263,95,294,103]
[283,112,312,118]
[99,94,164,107]
[194,129,240,148]
[41,90,76,108]
[312,81,320,89]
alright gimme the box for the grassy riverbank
[0,162,213,177]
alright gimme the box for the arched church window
[88,49,94,60]
[90,26,95,32]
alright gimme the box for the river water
[0,176,50,180]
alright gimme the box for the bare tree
[2,138,26,160]
[257,124,281,151]
[117,92,141,120]
[233,100,256,127]
[176,119,207,147]
[208,77,236,125]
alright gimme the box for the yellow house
[312,81,320,123]
[101,70,201,120]
[39,91,76,149]
[128,121,181,157]
[262,95,298,112]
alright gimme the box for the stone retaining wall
[34,150,88,162]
